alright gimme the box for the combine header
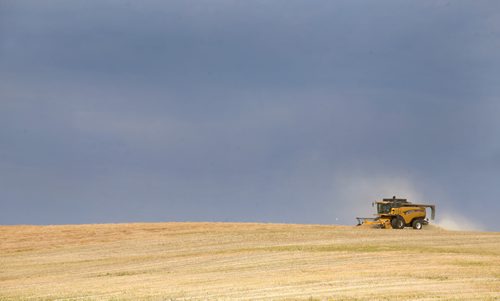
[356,196,436,229]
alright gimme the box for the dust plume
[436,213,483,231]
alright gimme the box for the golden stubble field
[0,222,499,301]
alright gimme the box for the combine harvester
[356,196,436,230]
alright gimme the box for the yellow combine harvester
[356,196,436,229]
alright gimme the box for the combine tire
[391,216,405,229]
[412,219,423,230]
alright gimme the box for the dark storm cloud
[1,1,499,229]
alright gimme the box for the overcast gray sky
[1,1,499,230]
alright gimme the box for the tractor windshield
[377,203,391,214]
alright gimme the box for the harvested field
[0,222,499,300]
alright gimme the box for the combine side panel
[411,204,436,220]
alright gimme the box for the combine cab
[356,196,436,229]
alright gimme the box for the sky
[1,0,499,230]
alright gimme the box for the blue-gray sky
[1,1,499,230]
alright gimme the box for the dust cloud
[436,214,483,231]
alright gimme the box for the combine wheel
[391,218,398,229]
[391,216,405,229]
[412,219,423,230]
